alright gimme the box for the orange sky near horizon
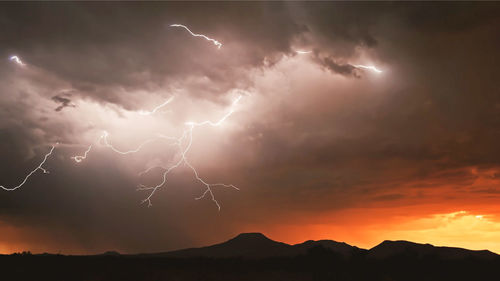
[2,207,499,255]
[257,208,500,255]
[244,166,500,254]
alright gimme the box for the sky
[0,2,500,255]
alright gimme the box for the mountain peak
[151,233,291,258]
[294,239,363,257]
[231,232,271,241]
[224,232,288,250]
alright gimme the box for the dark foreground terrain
[1,233,498,281]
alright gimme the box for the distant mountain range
[127,232,498,260]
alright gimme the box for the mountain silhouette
[3,233,498,281]
[368,240,498,260]
[135,232,498,260]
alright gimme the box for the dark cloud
[319,56,359,77]
[52,91,76,112]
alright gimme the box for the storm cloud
[0,2,499,254]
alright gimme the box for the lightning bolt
[353,64,382,73]
[71,145,92,163]
[170,24,222,49]
[9,55,26,66]
[138,96,174,116]
[185,95,241,127]
[0,145,56,191]
[138,165,167,177]
[100,131,161,155]
[99,131,181,155]
[137,95,242,209]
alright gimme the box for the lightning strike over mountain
[0,145,56,191]
[9,55,25,66]
[170,24,222,49]
[353,64,382,73]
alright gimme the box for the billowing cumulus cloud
[0,2,499,254]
